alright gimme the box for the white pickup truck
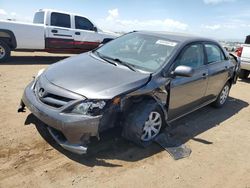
[236,35,250,79]
[0,9,118,62]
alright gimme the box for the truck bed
[0,20,45,49]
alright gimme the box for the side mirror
[93,26,98,32]
[173,65,194,77]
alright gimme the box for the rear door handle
[202,72,208,78]
[75,32,81,35]
[51,29,58,33]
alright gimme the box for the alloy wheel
[0,45,6,59]
[141,111,162,141]
[220,85,229,105]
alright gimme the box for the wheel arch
[122,93,168,124]
[0,29,17,49]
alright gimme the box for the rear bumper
[241,61,250,71]
[22,82,102,154]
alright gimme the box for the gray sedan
[19,31,240,154]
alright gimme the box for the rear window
[33,12,44,24]
[51,12,71,28]
[75,16,94,31]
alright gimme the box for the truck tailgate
[241,44,250,62]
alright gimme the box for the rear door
[73,16,102,51]
[168,43,208,120]
[46,12,75,49]
[203,43,230,100]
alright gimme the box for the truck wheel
[239,69,249,79]
[0,41,11,62]
[122,100,166,146]
[212,82,230,108]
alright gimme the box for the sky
[0,0,249,41]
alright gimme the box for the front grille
[39,94,73,108]
[35,84,74,108]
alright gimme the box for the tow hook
[17,100,26,113]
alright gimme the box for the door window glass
[51,12,71,28]
[205,44,225,63]
[75,16,94,31]
[176,44,204,68]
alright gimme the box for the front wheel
[140,111,163,142]
[0,41,11,62]
[122,101,166,146]
[212,82,230,108]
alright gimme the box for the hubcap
[220,85,229,105]
[141,111,162,141]
[0,45,6,59]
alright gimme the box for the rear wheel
[239,69,249,79]
[212,82,230,108]
[0,41,11,62]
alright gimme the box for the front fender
[124,78,171,122]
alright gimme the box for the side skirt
[168,98,217,124]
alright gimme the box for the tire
[122,101,166,146]
[0,40,11,62]
[239,69,249,79]
[212,82,230,108]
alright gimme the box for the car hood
[44,53,150,99]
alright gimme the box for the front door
[46,12,75,49]
[73,16,102,51]
[168,43,208,121]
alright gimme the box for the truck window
[33,12,45,24]
[51,12,71,28]
[245,35,250,44]
[75,16,94,31]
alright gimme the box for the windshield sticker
[156,40,177,46]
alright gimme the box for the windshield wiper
[94,51,137,72]
[94,51,117,66]
[111,58,137,72]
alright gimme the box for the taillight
[236,47,243,57]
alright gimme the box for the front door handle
[75,32,81,35]
[51,29,58,33]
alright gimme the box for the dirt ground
[0,51,250,188]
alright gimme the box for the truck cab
[35,9,116,52]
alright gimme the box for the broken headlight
[71,101,106,116]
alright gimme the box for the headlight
[71,101,106,115]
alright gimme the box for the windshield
[96,32,178,72]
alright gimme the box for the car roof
[137,31,218,44]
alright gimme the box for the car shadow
[238,77,250,83]
[0,56,70,65]
[25,97,248,167]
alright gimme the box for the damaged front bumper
[21,82,102,154]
